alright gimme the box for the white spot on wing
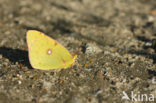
[47,49,52,55]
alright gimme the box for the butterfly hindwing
[26,30,77,70]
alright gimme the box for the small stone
[84,43,102,54]
[16,74,23,79]
[151,77,156,84]
[43,81,52,90]
[4,58,9,62]
[146,48,155,53]
[73,97,83,103]
[85,46,94,54]
[3,62,8,66]
[0,55,2,59]
[15,62,19,65]
[148,16,155,22]
[104,51,110,55]
[18,81,22,84]
[94,89,103,97]
[145,42,152,47]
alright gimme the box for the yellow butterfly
[26,30,77,70]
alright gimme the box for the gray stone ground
[0,0,156,103]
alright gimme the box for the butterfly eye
[47,49,52,55]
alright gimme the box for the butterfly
[26,30,77,70]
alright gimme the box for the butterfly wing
[26,30,77,70]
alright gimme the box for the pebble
[73,97,83,103]
[148,15,155,22]
[145,42,152,47]
[4,58,9,62]
[85,43,102,54]
[18,80,22,84]
[94,89,103,97]
[85,46,94,54]
[151,77,156,84]
[43,81,52,90]
[3,62,8,66]
[15,62,19,65]
[16,74,23,79]
[104,51,110,55]
[0,55,2,59]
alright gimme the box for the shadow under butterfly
[0,47,32,69]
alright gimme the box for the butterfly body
[26,30,77,70]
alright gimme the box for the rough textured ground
[0,0,156,103]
